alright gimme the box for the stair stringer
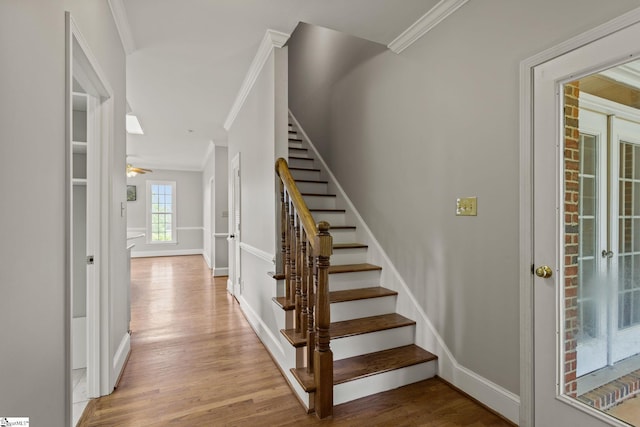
[288,110,520,424]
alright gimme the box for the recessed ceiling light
[126,114,144,135]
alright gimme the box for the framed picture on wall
[127,185,137,201]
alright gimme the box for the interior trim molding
[213,267,229,277]
[289,110,519,424]
[387,0,469,54]
[107,0,136,55]
[239,242,275,264]
[224,29,290,131]
[214,233,229,238]
[112,332,131,390]
[131,249,204,258]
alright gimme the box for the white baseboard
[289,110,520,424]
[213,267,228,277]
[113,332,130,388]
[203,251,212,269]
[238,295,284,358]
[227,278,233,294]
[131,249,203,258]
[72,317,87,369]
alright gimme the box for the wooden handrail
[275,157,333,419]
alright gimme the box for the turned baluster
[289,201,297,312]
[294,214,303,333]
[306,248,316,373]
[283,191,292,304]
[279,180,286,277]
[300,229,309,340]
[314,221,333,419]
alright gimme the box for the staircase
[273,117,438,417]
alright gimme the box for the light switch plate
[456,197,477,216]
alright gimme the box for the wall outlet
[456,197,477,216]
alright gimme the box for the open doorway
[67,13,114,426]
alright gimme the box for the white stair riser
[329,270,381,290]
[331,247,367,265]
[289,141,304,149]
[330,295,396,322]
[290,169,321,181]
[333,360,438,406]
[329,229,357,244]
[311,211,345,226]
[289,149,310,158]
[302,195,337,210]
[296,181,327,193]
[289,157,315,169]
[332,325,415,360]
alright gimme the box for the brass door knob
[535,265,553,278]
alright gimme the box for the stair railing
[276,157,333,418]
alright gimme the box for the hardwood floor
[80,255,514,426]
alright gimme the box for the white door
[532,17,640,426]
[229,154,241,297]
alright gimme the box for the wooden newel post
[314,221,333,419]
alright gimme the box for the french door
[577,109,640,376]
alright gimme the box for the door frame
[66,12,114,404]
[228,153,241,297]
[520,7,640,426]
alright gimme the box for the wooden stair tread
[330,286,396,303]
[295,179,328,184]
[289,167,320,172]
[289,147,307,152]
[281,313,414,347]
[329,263,381,274]
[291,345,437,391]
[328,225,356,230]
[310,208,345,213]
[301,192,336,198]
[330,313,415,339]
[333,243,367,250]
[289,156,314,161]
[334,345,437,385]
[272,296,294,310]
[289,138,303,142]
[274,287,396,312]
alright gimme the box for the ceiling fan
[126,163,152,177]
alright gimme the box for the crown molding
[388,0,469,54]
[108,0,136,55]
[223,29,290,131]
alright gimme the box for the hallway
[79,255,513,426]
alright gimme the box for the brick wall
[564,81,580,397]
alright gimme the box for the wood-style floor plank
[79,255,514,426]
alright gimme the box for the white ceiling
[119,0,443,171]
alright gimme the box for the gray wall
[288,0,640,395]
[0,1,127,425]
[127,169,204,256]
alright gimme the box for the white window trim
[146,180,177,245]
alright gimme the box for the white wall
[127,169,203,257]
[227,44,288,360]
[288,0,640,397]
[0,1,126,425]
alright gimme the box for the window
[147,181,176,243]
